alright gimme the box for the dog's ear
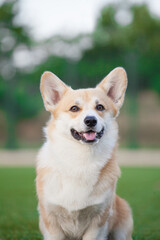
[97,67,127,110]
[40,71,68,111]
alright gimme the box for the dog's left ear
[97,67,127,110]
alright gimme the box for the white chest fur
[42,164,113,211]
[44,170,103,211]
[37,125,117,212]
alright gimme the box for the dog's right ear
[40,71,68,111]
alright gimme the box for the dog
[36,67,133,240]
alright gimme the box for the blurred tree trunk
[125,52,139,148]
[5,112,17,149]
[5,79,18,149]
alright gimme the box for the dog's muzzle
[70,127,104,143]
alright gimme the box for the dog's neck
[39,120,119,176]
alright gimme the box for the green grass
[0,168,160,240]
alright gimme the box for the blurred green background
[0,1,160,239]
[0,0,160,149]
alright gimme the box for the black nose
[84,116,97,127]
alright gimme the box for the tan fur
[113,195,132,229]
[93,147,120,198]
[98,67,128,110]
[36,167,51,200]
[40,71,68,111]
[39,203,51,233]
[51,88,118,120]
[36,167,54,234]
[108,195,133,240]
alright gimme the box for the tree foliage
[0,1,41,148]
[77,4,160,94]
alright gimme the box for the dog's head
[40,67,127,144]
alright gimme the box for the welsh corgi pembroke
[36,67,133,240]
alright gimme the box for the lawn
[0,167,160,240]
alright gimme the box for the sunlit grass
[0,167,160,240]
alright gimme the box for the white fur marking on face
[82,109,102,131]
[75,99,82,106]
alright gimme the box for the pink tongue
[83,132,96,141]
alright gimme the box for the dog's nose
[84,116,97,127]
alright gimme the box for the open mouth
[71,127,104,143]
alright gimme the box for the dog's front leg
[82,221,108,240]
[39,216,65,240]
[39,205,65,240]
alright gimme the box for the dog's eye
[96,104,105,111]
[70,105,80,112]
